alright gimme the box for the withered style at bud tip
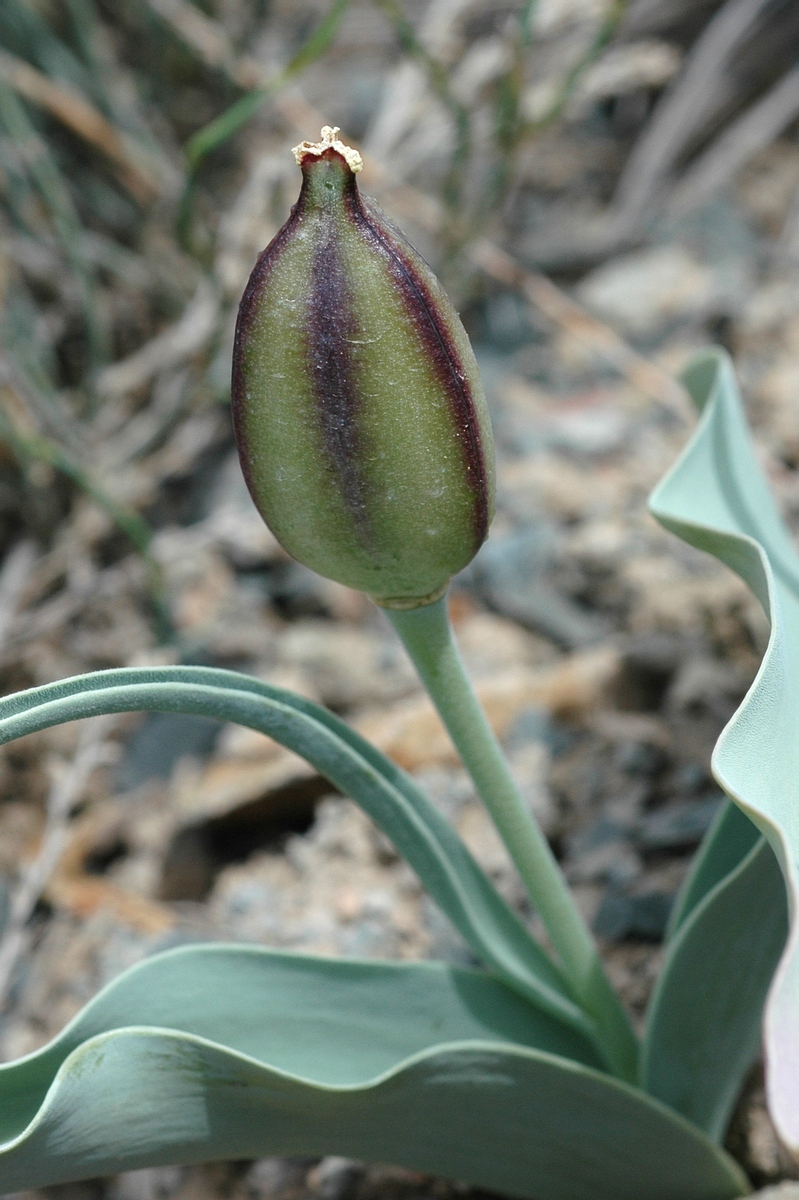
[232,127,495,608]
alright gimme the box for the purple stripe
[348,193,491,549]
[307,212,373,545]
[233,150,490,559]
[232,166,372,547]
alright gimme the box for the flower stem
[385,595,637,1081]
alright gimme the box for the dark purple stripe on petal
[307,206,374,545]
[347,192,492,550]
[232,163,372,548]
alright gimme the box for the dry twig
[95,280,220,398]
[0,717,114,1008]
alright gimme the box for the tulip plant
[0,128,795,1199]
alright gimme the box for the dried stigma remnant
[291,124,364,174]
[232,127,495,608]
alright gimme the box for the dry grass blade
[100,368,189,467]
[0,350,84,458]
[145,0,265,89]
[669,64,799,215]
[0,48,161,203]
[0,558,145,667]
[779,177,799,260]
[610,0,774,235]
[362,0,472,164]
[0,716,113,1009]
[0,383,170,637]
[0,540,38,652]
[179,0,349,174]
[522,0,630,132]
[0,78,109,369]
[95,280,219,397]
[370,0,471,214]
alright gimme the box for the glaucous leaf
[666,800,760,940]
[0,945,747,1199]
[649,347,799,1152]
[642,834,786,1138]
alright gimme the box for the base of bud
[372,582,450,611]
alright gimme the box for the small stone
[472,527,610,648]
[247,1157,312,1199]
[673,762,709,796]
[614,740,666,777]
[636,796,723,851]
[613,633,682,713]
[278,620,417,711]
[577,246,723,337]
[484,291,534,350]
[411,766,476,821]
[594,889,673,942]
[506,706,576,758]
[423,897,477,967]
[306,1158,364,1200]
[748,1101,799,1183]
[333,887,362,922]
[457,803,514,877]
[569,818,630,858]
[118,712,222,791]
[667,656,750,720]
[566,819,642,886]
[108,1167,184,1200]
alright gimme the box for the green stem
[385,595,637,1081]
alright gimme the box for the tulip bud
[232,126,495,608]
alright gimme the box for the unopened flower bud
[232,126,495,608]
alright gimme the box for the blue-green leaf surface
[0,944,748,1198]
[0,668,588,1043]
[666,800,760,940]
[648,348,799,1151]
[642,834,786,1138]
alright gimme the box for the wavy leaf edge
[648,347,799,1154]
[0,972,744,1180]
[0,941,596,1079]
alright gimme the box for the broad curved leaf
[0,668,592,1046]
[642,835,786,1138]
[0,945,601,1143]
[0,945,747,1199]
[649,348,799,1151]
